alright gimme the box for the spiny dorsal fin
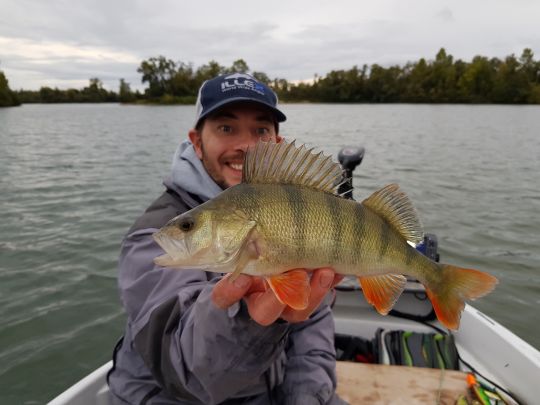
[243,141,344,195]
[362,184,423,244]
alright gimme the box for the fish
[153,140,497,330]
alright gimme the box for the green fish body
[154,141,497,329]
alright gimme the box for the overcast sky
[1,0,539,91]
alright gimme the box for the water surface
[1,103,539,404]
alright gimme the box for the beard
[199,140,245,190]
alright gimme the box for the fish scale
[205,183,430,279]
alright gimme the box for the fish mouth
[152,228,251,270]
[153,231,191,263]
[152,231,237,269]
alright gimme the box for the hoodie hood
[165,140,223,208]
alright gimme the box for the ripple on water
[1,103,540,403]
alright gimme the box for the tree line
[5,48,540,106]
[292,48,540,103]
[15,78,119,104]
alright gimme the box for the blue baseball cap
[194,73,287,127]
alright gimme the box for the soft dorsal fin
[362,184,423,244]
[243,141,344,195]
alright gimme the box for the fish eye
[179,217,195,232]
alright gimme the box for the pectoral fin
[358,274,407,315]
[267,270,310,310]
[229,248,257,282]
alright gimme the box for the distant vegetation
[0,70,21,107]
[9,48,540,104]
[16,78,119,104]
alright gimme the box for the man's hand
[212,268,343,326]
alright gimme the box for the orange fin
[358,274,407,315]
[426,264,498,330]
[267,270,310,310]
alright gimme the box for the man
[108,73,344,404]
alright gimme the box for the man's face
[189,103,281,189]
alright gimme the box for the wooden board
[336,362,469,404]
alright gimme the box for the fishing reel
[337,146,365,199]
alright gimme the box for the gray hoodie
[108,141,340,405]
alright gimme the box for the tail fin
[425,264,498,330]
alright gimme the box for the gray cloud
[1,0,540,90]
[436,7,455,23]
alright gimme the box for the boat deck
[336,362,469,404]
[49,286,540,404]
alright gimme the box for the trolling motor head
[337,146,365,199]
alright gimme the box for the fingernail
[319,272,333,288]
[233,274,250,289]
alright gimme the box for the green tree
[137,56,178,98]
[14,89,40,103]
[316,69,348,101]
[457,56,494,102]
[119,79,134,102]
[195,60,225,84]
[403,58,430,102]
[271,78,290,98]
[518,48,540,102]
[252,71,271,84]
[170,62,196,97]
[81,78,116,102]
[0,70,21,107]
[346,65,368,102]
[39,86,62,103]
[491,55,529,103]
[365,64,402,102]
[519,48,537,82]
[227,59,250,74]
[528,84,540,103]
[430,48,458,102]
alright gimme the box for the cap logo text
[221,74,265,95]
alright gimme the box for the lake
[0,103,539,404]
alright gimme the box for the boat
[48,281,540,404]
[48,147,540,404]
